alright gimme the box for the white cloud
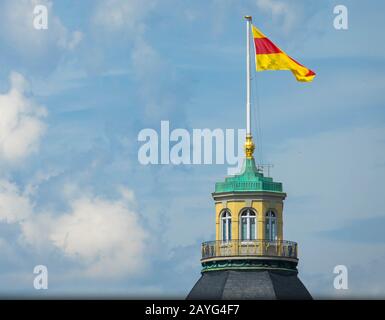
[0,72,47,163]
[0,185,148,277]
[50,192,147,277]
[0,180,32,224]
[20,212,52,250]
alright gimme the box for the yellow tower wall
[214,195,285,241]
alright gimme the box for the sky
[0,0,384,299]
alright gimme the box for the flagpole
[244,15,255,159]
[245,16,251,135]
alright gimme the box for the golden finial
[244,15,252,21]
[244,134,255,159]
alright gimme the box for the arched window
[265,210,277,241]
[221,210,232,241]
[240,209,256,241]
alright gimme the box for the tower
[187,16,312,300]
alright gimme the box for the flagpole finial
[244,15,252,21]
[244,135,255,159]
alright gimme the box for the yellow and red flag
[252,25,315,82]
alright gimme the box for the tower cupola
[187,16,312,300]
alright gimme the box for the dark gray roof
[186,270,312,300]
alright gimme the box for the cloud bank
[0,182,148,278]
[0,72,47,163]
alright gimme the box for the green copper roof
[214,158,283,193]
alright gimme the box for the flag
[252,24,315,82]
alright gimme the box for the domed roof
[187,270,312,300]
[214,157,283,193]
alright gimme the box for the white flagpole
[244,16,255,159]
[245,16,252,136]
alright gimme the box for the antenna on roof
[257,163,274,177]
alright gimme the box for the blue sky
[0,0,384,298]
